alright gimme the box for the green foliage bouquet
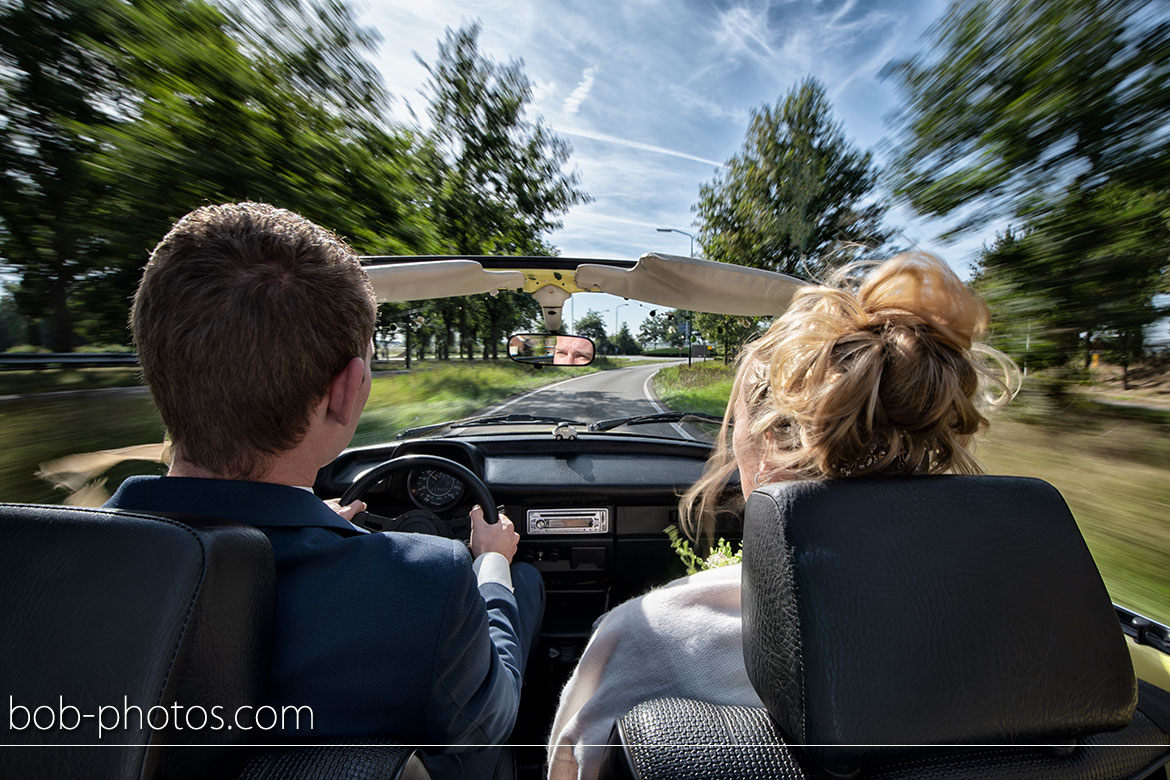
[664,525,742,576]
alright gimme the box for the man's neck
[168,457,319,488]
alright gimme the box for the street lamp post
[655,226,697,364]
[656,228,696,366]
[656,227,695,257]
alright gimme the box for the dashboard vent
[526,507,609,535]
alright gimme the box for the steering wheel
[340,454,499,536]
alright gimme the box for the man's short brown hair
[133,202,376,478]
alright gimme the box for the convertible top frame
[361,253,806,332]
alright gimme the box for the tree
[417,23,590,358]
[695,78,888,279]
[613,323,640,355]
[574,310,607,344]
[971,228,1066,371]
[0,286,29,351]
[639,310,687,349]
[1,0,438,349]
[79,0,436,342]
[974,184,1170,375]
[888,0,1170,372]
[479,291,541,360]
[884,0,1170,234]
[420,23,589,256]
[693,313,763,364]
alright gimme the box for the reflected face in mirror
[507,333,595,366]
[553,336,593,365]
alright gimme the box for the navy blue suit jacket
[105,476,526,752]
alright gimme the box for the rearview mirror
[507,333,595,366]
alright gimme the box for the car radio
[526,507,609,534]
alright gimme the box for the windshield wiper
[397,413,585,439]
[588,412,725,432]
[449,413,585,429]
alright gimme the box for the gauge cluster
[406,468,465,512]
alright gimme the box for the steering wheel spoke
[447,511,472,540]
[351,510,397,533]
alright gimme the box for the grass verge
[654,363,1170,624]
[1,359,615,506]
[975,409,1170,624]
[652,361,736,417]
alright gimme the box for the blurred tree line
[7,0,1165,376]
[0,2,585,357]
[885,0,1170,386]
[687,0,1168,381]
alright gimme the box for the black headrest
[0,504,275,780]
[741,476,1136,770]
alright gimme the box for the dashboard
[314,432,735,596]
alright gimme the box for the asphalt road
[479,360,708,440]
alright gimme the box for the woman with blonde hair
[546,251,1017,780]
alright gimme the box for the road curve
[481,360,702,439]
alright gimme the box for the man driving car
[104,202,544,778]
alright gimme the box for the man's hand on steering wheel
[326,497,367,523]
[471,504,518,563]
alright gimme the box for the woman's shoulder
[597,563,743,637]
[650,562,742,602]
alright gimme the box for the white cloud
[712,5,782,71]
[829,33,903,102]
[563,67,597,115]
[701,0,909,92]
[559,127,725,168]
[661,84,751,124]
[532,78,559,106]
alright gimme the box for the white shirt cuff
[472,551,514,592]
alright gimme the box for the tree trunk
[462,325,477,359]
[49,272,73,352]
[486,325,500,360]
[440,312,453,360]
[1083,331,1093,371]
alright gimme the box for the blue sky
[362,0,1000,335]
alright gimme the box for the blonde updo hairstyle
[679,251,1018,542]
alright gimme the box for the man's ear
[325,356,366,428]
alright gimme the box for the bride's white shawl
[546,563,763,780]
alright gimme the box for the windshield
[360,288,746,446]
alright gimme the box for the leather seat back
[741,476,1137,771]
[0,504,275,780]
